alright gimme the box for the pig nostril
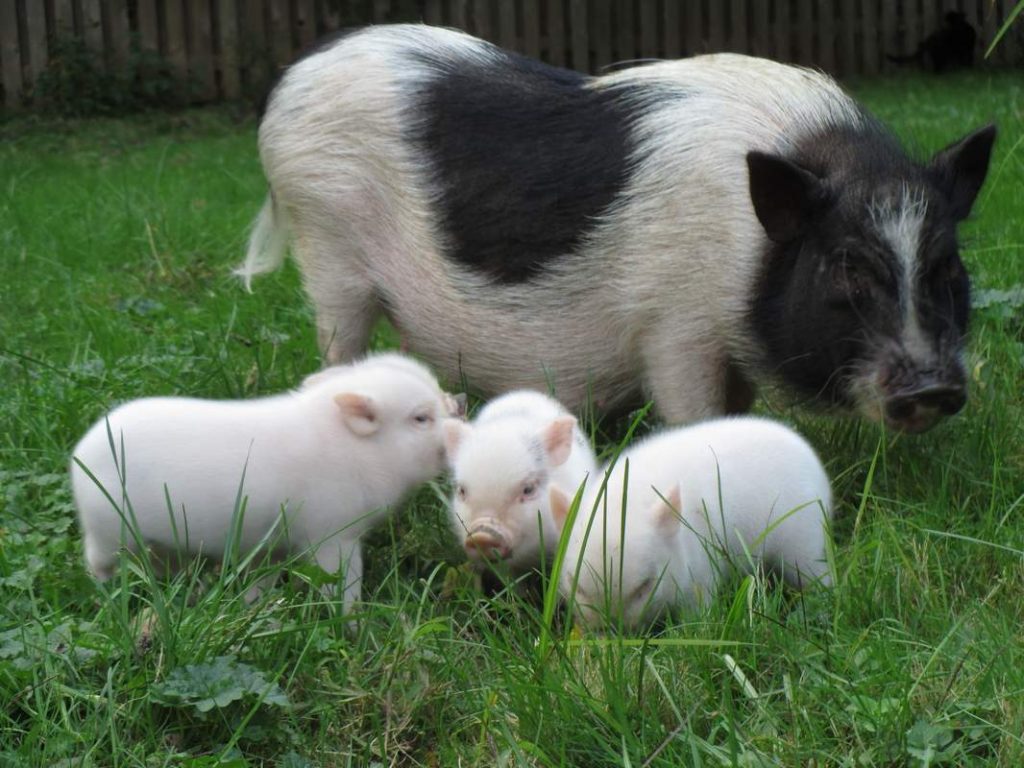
[885,398,916,423]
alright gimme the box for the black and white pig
[238,24,996,433]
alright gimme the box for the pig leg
[312,534,363,614]
[293,233,379,365]
[641,339,730,424]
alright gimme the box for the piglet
[70,352,459,611]
[445,390,598,573]
[553,416,833,630]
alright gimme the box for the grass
[1,70,1023,766]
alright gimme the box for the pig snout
[464,521,512,561]
[882,372,967,434]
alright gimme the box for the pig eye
[412,411,434,426]
[520,482,538,500]
[830,257,875,307]
[456,485,467,501]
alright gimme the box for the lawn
[1,70,1022,766]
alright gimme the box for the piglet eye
[521,483,538,499]
[457,485,467,501]
[413,412,433,425]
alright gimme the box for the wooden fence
[2,0,1022,110]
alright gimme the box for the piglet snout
[884,380,967,433]
[464,522,512,561]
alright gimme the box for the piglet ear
[747,151,825,244]
[929,123,996,222]
[542,416,577,467]
[335,393,380,436]
[444,392,468,419]
[443,420,472,464]
[549,486,571,531]
[654,485,683,534]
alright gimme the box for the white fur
[556,417,833,630]
[70,353,458,611]
[445,390,597,572]
[239,25,866,424]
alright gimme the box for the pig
[238,24,996,433]
[552,417,833,630]
[70,352,459,611]
[443,390,598,573]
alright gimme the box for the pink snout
[464,521,512,562]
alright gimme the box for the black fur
[748,121,994,408]
[887,12,977,73]
[409,47,663,283]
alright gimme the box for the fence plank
[819,0,835,72]
[522,0,540,56]
[473,0,492,40]
[219,0,241,99]
[82,0,104,53]
[902,0,920,62]
[188,0,216,100]
[373,0,391,24]
[268,0,291,69]
[548,0,566,65]
[880,0,895,69]
[639,0,656,57]
[165,0,189,89]
[998,0,1020,66]
[571,0,588,70]
[591,0,612,68]
[240,0,269,97]
[53,0,75,37]
[708,0,725,51]
[498,0,516,50]
[424,0,442,25]
[840,0,856,77]
[615,0,634,61]
[24,0,46,88]
[322,0,343,30]
[774,0,791,61]
[797,0,813,64]
[730,0,747,53]
[663,0,681,58]
[137,0,159,52]
[107,0,131,69]
[685,0,703,55]
[0,0,21,108]
[295,0,315,50]
[922,0,937,51]
[862,0,879,76]
[450,0,468,30]
[752,0,770,57]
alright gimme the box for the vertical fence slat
[707,0,724,52]
[472,0,492,41]
[591,0,612,69]
[880,0,895,69]
[639,0,656,57]
[165,0,189,88]
[82,0,104,52]
[548,0,566,65]
[24,0,47,89]
[752,0,770,57]
[498,0,516,50]
[663,0,681,58]
[797,0,813,65]
[903,0,920,63]
[685,0,703,55]
[840,0,856,77]
[219,0,240,99]
[424,0,443,26]
[615,0,634,61]
[295,0,315,50]
[922,0,937,51]
[450,0,468,30]
[268,0,291,70]
[107,0,131,70]
[53,0,75,37]
[522,0,541,57]
[998,0,1020,66]
[981,0,997,65]
[137,0,159,52]
[818,0,835,73]
[0,0,22,108]
[571,0,589,70]
[862,0,879,76]
[774,0,791,61]
[730,0,747,53]
[373,0,391,24]
[188,0,216,100]
[240,0,269,99]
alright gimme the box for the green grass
[1,70,1023,766]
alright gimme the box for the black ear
[930,124,996,222]
[747,151,825,244]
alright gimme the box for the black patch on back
[409,46,662,283]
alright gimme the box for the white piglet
[445,390,598,573]
[70,352,460,611]
[554,417,833,630]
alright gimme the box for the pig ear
[334,393,380,436]
[929,124,996,222]
[654,485,683,534]
[549,486,571,531]
[747,151,825,244]
[442,419,472,464]
[444,392,468,419]
[542,416,577,467]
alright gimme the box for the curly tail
[234,194,290,291]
